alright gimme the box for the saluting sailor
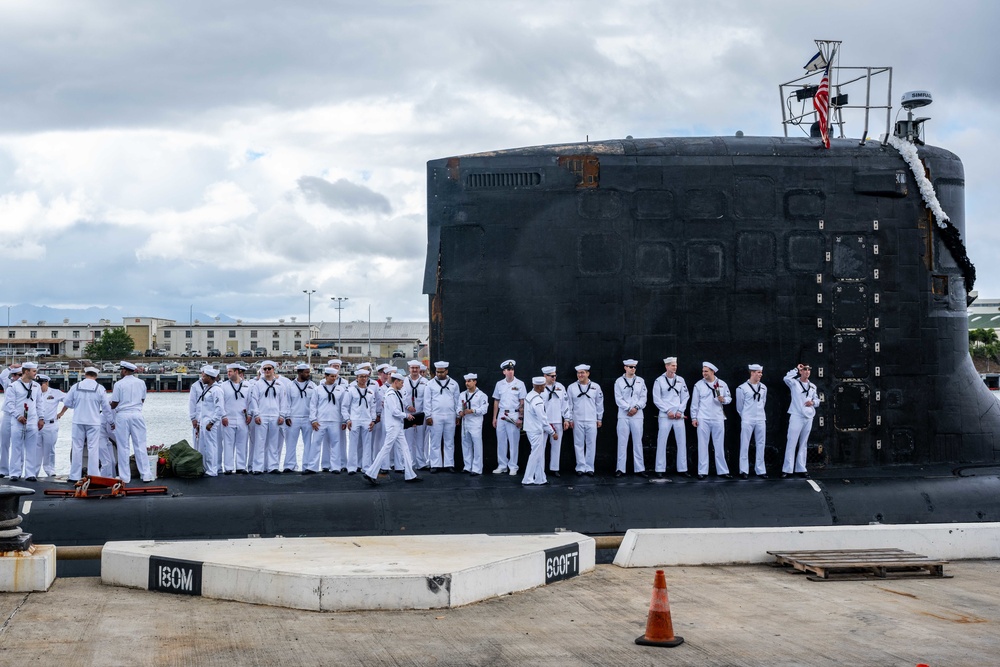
[247,360,287,474]
[195,366,225,477]
[783,363,819,478]
[283,363,316,473]
[61,367,112,482]
[3,361,43,481]
[492,359,526,475]
[735,364,768,479]
[110,360,153,483]
[458,372,488,475]
[342,368,376,474]
[401,360,429,470]
[540,366,569,477]
[614,359,647,477]
[36,374,67,477]
[425,361,461,472]
[309,366,350,473]
[522,377,557,486]
[652,357,690,478]
[221,363,252,474]
[565,364,603,476]
[690,361,732,479]
[363,372,420,485]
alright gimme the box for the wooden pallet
[767,548,951,581]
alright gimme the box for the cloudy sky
[1,0,997,325]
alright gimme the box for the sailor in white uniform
[397,360,427,470]
[342,368,376,474]
[320,360,349,471]
[690,361,732,479]
[539,366,569,477]
[363,372,420,484]
[36,374,67,477]
[458,373,488,475]
[110,360,152,483]
[309,366,350,473]
[652,357,690,477]
[283,363,316,473]
[614,359,647,477]
[194,366,225,477]
[221,363,251,474]
[522,377,557,485]
[565,364,603,476]
[61,367,112,482]
[370,363,394,470]
[3,361,43,481]
[783,363,820,478]
[492,359,526,475]
[0,364,21,478]
[247,360,288,474]
[735,364,768,479]
[426,361,461,472]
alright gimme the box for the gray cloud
[297,176,392,215]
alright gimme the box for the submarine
[17,45,1000,569]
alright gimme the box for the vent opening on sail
[465,172,542,189]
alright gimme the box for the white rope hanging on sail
[887,134,950,229]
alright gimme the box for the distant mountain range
[1,304,236,325]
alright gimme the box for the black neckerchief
[546,385,558,401]
[665,375,680,396]
[436,378,450,394]
[263,379,277,397]
[577,382,593,399]
[197,384,212,403]
[295,380,310,398]
[229,380,244,400]
[355,385,369,407]
[409,378,420,405]
[623,377,635,395]
[797,380,810,395]
[322,383,337,404]
[20,380,33,400]
[749,382,762,402]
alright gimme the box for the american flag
[814,64,831,149]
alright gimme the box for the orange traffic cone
[635,569,684,648]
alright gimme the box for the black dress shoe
[224,470,233,475]
[341,468,347,473]
[430,467,438,473]
[758,473,768,479]
[405,476,423,483]
[637,471,648,478]
[236,469,248,474]
[447,467,456,473]
[697,474,706,480]
[550,471,561,477]
[720,474,733,479]
[679,471,692,478]
[252,471,262,475]
[332,468,341,474]
[25,476,37,482]
[797,472,810,479]
[576,471,584,476]
[269,470,280,475]
[656,472,664,478]
[470,472,480,477]
[614,470,624,478]
[363,474,379,486]
[740,473,748,480]
[301,469,316,475]
[586,471,595,477]
[781,472,791,478]
[9,477,19,482]
[321,467,330,472]
[0,474,5,478]
[283,468,294,473]
[348,470,356,475]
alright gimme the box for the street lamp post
[331,297,349,358]
[303,290,315,365]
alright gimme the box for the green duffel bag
[164,439,205,478]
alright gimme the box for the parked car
[207,349,222,357]
[296,349,307,357]
[239,350,253,357]
[101,362,117,371]
[188,350,202,358]
[281,350,292,357]
[224,351,236,358]
[147,363,163,373]
[131,350,144,357]
[254,348,267,357]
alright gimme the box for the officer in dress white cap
[425,361,461,472]
[458,373,488,475]
[283,363,316,473]
[195,366,225,477]
[110,360,153,483]
[2,361,43,481]
[565,364,603,476]
[783,363,820,478]
[492,359,526,475]
[522,377,557,485]
[690,361,733,479]
[221,363,252,474]
[614,359,648,477]
[540,366,569,477]
[735,364,768,479]
[36,374,67,477]
[309,366,350,473]
[401,360,429,471]
[652,357,690,478]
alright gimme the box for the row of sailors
[0,355,819,485]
